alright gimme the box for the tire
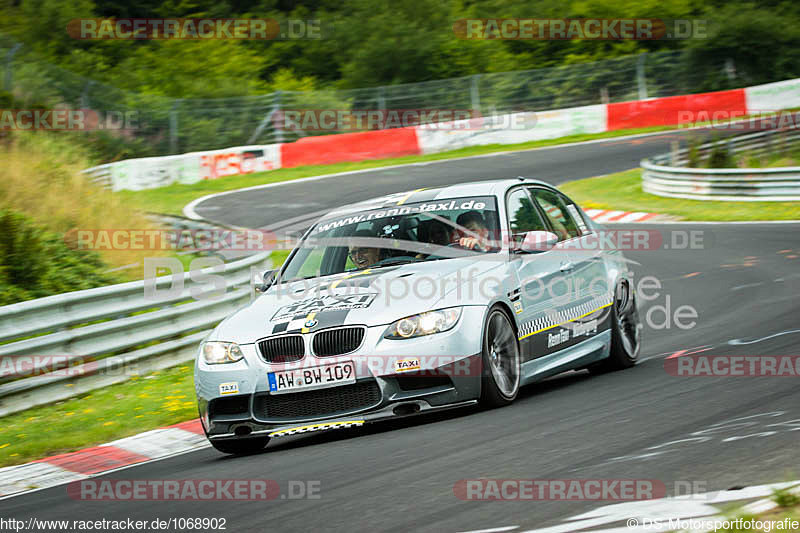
[479,307,522,407]
[209,437,270,455]
[590,280,642,374]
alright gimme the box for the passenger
[456,210,490,250]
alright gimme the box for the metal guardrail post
[80,80,95,109]
[3,42,21,91]
[377,86,386,111]
[636,52,648,100]
[169,99,181,154]
[470,74,481,115]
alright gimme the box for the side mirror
[256,269,278,293]
[516,231,559,253]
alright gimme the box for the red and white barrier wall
[103,78,800,191]
[108,144,281,191]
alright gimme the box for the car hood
[209,256,508,344]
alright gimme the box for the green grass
[740,152,800,169]
[560,168,800,221]
[118,124,689,216]
[0,364,196,467]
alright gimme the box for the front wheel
[480,307,521,407]
[209,437,270,455]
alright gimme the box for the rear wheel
[209,437,270,455]
[590,280,641,373]
[480,307,521,407]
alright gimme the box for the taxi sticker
[395,358,421,373]
[514,301,523,314]
[219,382,239,395]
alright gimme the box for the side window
[529,189,581,241]
[506,188,548,246]
[297,248,326,277]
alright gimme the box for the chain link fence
[1,34,743,158]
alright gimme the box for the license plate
[268,361,356,394]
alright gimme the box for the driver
[456,210,490,251]
[348,229,382,269]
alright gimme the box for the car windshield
[281,195,501,281]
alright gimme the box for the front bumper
[195,306,487,439]
[207,396,480,441]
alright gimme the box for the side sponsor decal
[521,307,612,361]
[547,328,570,348]
[573,318,599,337]
[518,294,612,340]
[517,294,613,360]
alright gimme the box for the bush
[706,141,735,168]
[0,209,118,305]
[0,132,169,284]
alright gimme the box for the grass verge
[713,486,800,531]
[560,169,800,221]
[0,364,196,467]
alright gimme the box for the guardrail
[82,163,112,189]
[0,251,273,417]
[641,127,800,201]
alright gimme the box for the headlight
[202,342,245,364]
[384,307,462,339]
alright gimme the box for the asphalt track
[5,130,800,532]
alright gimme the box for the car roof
[322,178,554,219]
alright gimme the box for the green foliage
[772,486,800,508]
[1,0,799,159]
[687,137,702,168]
[706,140,735,168]
[2,0,799,98]
[0,209,118,305]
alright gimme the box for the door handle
[559,262,574,272]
